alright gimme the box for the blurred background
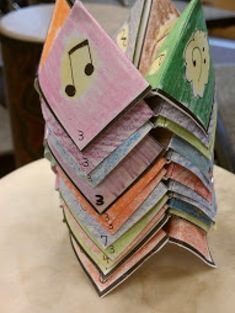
[0,0,234,178]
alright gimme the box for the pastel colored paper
[59,164,167,237]
[61,183,168,255]
[86,123,155,186]
[47,135,162,213]
[58,160,166,229]
[58,176,167,249]
[169,183,217,221]
[153,116,212,159]
[168,199,213,232]
[166,150,212,191]
[168,180,216,216]
[70,229,168,297]
[40,0,70,67]
[114,0,179,74]
[145,0,215,131]
[168,136,214,175]
[168,208,211,232]
[148,96,217,147]
[114,0,145,61]
[101,179,167,236]
[39,1,150,150]
[165,162,212,202]
[41,98,153,175]
[166,217,215,267]
[48,121,155,187]
[64,202,168,274]
[136,0,179,75]
[157,133,214,178]
[102,204,169,262]
[64,203,111,273]
[171,192,216,221]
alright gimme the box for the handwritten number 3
[82,157,89,168]
[96,195,104,206]
[78,130,84,141]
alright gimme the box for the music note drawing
[61,38,96,99]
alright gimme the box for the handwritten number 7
[101,235,108,246]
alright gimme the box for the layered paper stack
[36,0,218,297]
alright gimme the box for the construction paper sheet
[62,189,168,260]
[166,217,215,267]
[168,180,216,216]
[58,181,167,249]
[84,123,155,186]
[169,136,214,174]
[169,189,217,222]
[114,0,145,61]
[155,131,214,177]
[40,0,70,67]
[41,98,153,174]
[154,116,212,159]
[47,130,162,209]
[64,202,168,275]
[148,96,217,147]
[56,159,166,227]
[39,1,150,150]
[47,137,162,213]
[145,0,215,131]
[168,198,213,232]
[104,181,167,235]
[59,169,167,240]
[165,162,212,202]
[48,121,155,187]
[70,229,168,297]
[136,0,179,75]
[103,204,169,262]
[166,150,212,190]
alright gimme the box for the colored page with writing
[39,1,149,150]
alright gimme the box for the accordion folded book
[36,0,218,297]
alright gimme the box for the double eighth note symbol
[65,39,95,97]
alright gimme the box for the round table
[0,159,234,312]
[0,5,54,167]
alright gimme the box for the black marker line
[64,205,169,279]
[168,238,216,267]
[36,76,151,151]
[69,231,169,297]
[46,138,166,215]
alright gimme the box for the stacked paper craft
[36,0,218,297]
